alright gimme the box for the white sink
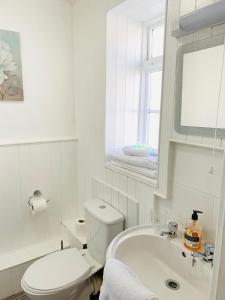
[107,225,212,300]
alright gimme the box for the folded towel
[110,161,157,179]
[99,259,159,300]
[123,145,158,157]
[110,152,157,170]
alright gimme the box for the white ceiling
[109,0,166,22]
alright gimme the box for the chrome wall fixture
[28,190,50,210]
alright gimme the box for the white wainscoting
[0,139,78,255]
[92,177,155,227]
[0,138,78,299]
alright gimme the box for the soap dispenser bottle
[184,210,203,252]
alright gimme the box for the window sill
[105,162,158,188]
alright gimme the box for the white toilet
[21,199,124,300]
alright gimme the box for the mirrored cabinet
[175,36,225,137]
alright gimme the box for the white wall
[0,0,75,141]
[73,0,224,244]
[0,0,78,255]
[73,0,124,214]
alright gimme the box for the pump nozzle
[192,210,203,221]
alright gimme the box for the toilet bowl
[22,199,124,300]
[21,248,93,300]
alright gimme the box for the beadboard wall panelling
[92,177,139,229]
[0,140,77,255]
[105,168,154,224]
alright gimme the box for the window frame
[138,20,164,147]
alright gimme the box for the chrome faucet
[191,251,200,267]
[191,242,215,267]
[160,221,178,238]
[203,242,215,265]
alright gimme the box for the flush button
[99,205,106,209]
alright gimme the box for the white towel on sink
[99,259,159,300]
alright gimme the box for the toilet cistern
[21,198,124,300]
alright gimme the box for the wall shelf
[153,191,167,200]
[169,138,224,152]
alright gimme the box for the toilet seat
[22,248,92,295]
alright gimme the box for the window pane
[124,112,139,145]
[149,25,164,58]
[148,71,162,111]
[147,113,160,149]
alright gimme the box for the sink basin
[107,225,212,300]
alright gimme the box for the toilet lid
[23,248,91,292]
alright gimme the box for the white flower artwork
[0,30,24,101]
[0,41,17,84]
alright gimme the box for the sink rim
[107,224,186,260]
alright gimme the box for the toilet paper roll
[75,219,86,237]
[32,198,48,214]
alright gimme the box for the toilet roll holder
[28,190,50,210]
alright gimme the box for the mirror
[175,36,225,137]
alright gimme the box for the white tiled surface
[104,141,223,242]
[172,145,224,198]
[180,0,214,16]
[180,0,196,16]
[0,140,77,255]
[169,181,215,241]
[102,140,223,244]
[196,0,214,9]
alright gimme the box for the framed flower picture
[0,29,24,101]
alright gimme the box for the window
[138,22,164,149]
[106,5,165,180]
